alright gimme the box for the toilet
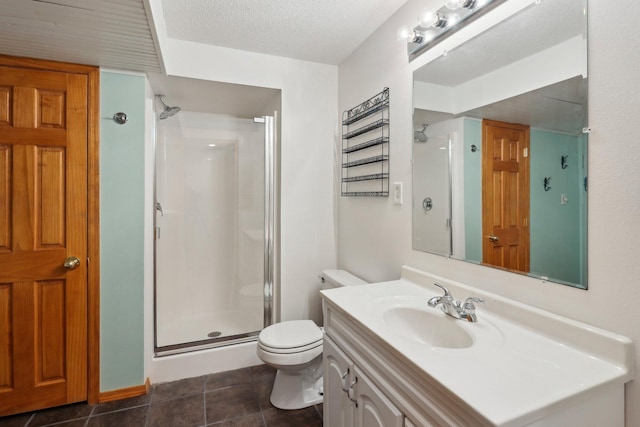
[256,269,367,410]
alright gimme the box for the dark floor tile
[0,412,33,427]
[29,403,93,427]
[314,403,323,419]
[207,412,264,427]
[152,376,205,403]
[35,420,87,427]
[249,365,276,384]
[205,368,252,391]
[92,393,151,415]
[262,407,322,427]
[87,406,148,427]
[147,394,204,427]
[205,384,259,425]
[253,381,274,411]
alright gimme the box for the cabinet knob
[341,368,350,392]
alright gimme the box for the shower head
[414,124,428,143]
[156,94,181,120]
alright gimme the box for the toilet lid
[258,320,323,349]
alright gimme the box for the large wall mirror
[412,0,588,289]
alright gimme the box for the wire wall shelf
[342,173,389,183]
[342,88,390,197]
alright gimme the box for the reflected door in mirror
[481,120,530,273]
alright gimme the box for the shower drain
[207,331,222,338]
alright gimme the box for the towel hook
[113,112,128,125]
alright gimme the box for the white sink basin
[383,306,473,349]
[366,294,504,352]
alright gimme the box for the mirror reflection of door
[481,119,530,273]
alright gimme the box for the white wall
[339,0,640,425]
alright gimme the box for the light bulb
[447,13,461,27]
[419,9,438,27]
[444,0,461,10]
[397,25,412,41]
[423,30,436,43]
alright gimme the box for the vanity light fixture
[400,0,508,61]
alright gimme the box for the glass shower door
[154,112,270,352]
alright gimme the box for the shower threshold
[155,331,260,357]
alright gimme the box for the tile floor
[0,365,323,427]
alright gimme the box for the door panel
[354,366,403,427]
[0,144,9,250]
[0,283,11,390]
[0,65,88,416]
[482,119,530,273]
[323,336,354,427]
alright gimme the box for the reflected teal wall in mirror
[463,118,481,263]
[530,129,586,286]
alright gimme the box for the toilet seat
[258,339,322,355]
[257,320,324,367]
[258,319,323,350]
[257,340,323,367]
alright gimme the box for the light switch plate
[393,182,403,205]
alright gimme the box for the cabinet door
[354,366,403,427]
[323,337,355,427]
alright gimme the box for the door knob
[64,256,81,270]
[487,234,499,243]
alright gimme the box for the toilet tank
[321,269,367,289]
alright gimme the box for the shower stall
[153,105,276,356]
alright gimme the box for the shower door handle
[155,202,164,216]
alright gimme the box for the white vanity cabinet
[322,303,473,427]
[321,267,633,427]
[324,336,404,427]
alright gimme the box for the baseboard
[98,378,151,403]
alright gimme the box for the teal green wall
[99,72,146,391]
[463,118,482,262]
[530,129,582,284]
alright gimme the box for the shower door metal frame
[153,114,277,357]
[255,116,276,328]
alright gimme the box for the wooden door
[482,119,530,273]
[0,65,89,415]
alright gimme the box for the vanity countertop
[320,266,633,427]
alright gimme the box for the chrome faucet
[427,282,484,323]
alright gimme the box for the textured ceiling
[161,0,409,65]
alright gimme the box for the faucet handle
[463,297,484,311]
[431,282,452,298]
[427,296,443,308]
